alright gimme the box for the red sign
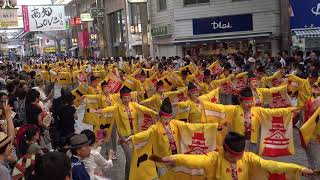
[74,17,81,25]
[22,5,30,32]
[68,19,74,26]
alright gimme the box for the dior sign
[192,14,253,35]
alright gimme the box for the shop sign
[151,25,170,37]
[68,19,74,26]
[192,14,253,35]
[73,16,81,25]
[44,47,56,53]
[0,9,18,28]
[22,5,66,32]
[90,8,104,18]
[290,0,320,29]
[80,13,94,22]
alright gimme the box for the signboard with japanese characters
[90,8,104,18]
[22,5,66,32]
[0,9,18,27]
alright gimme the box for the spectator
[6,82,17,108]
[25,89,43,128]
[33,152,71,180]
[81,129,113,179]
[13,88,27,126]
[18,125,43,156]
[59,92,77,139]
[70,134,91,180]
[0,105,15,180]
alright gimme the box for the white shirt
[83,147,113,180]
[280,58,286,68]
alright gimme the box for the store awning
[69,46,79,51]
[173,32,272,44]
[294,29,320,38]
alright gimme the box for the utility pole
[96,0,106,58]
[140,2,149,57]
[280,0,290,52]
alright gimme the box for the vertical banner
[22,5,30,32]
[78,31,89,49]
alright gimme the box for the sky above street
[17,0,53,5]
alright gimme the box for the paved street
[54,85,317,180]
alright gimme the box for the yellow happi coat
[171,150,304,180]
[257,85,292,108]
[199,88,220,104]
[176,100,202,123]
[131,120,218,180]
[261,70,287,88]
[251,107,296,157]
[300,106,320,148]
[116,102,158,137]
[287,74,312,108]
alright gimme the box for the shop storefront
[290,0,320,53]
[177,14,273,57]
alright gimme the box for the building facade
[150,0,281,57]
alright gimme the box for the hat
[120,86,132,96]
[240,87,253,100]
[159,97,172,118]
[204,69,211,77]
[140,70,146,76]
[156,80,164,87]
[70,134,90,149]
[0,132,13,149]
[247,57,256,63]
[158,63,164,69]
[223,132,245,156]
[188,82,198,92]
[90,75,97,82]
[101,80,108,87]
[247,72,257,80]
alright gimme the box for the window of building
[158,0,167,11]
[130,3,142,34]
[184,0,209,6]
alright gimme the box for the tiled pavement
[54,84,318,180]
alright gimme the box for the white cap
[248,57,256,63]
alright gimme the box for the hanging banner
[0,9,18,27]
[22,5,66,32]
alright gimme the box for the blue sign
[290,0,320,29]
[192,14,253,35]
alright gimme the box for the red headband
[189,88,199,94]
[223,144,244,157]
[249,77,257,81]
[241,97,253,101]
[160,111,173,118]
[121,93,131,97]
